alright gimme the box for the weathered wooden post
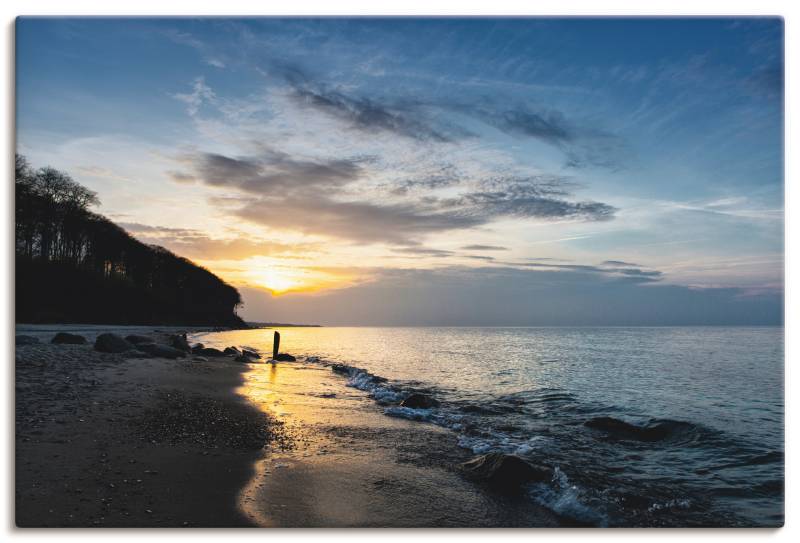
[273,331,280,360]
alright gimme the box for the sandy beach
[15,332,284,527]
[15,328,560,528]
[234,359,560,527]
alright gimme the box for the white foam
[647,498,691,513]
[384,406,434,421]
[529,467,608,526]
[344,368,404,403]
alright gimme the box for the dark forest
[15,154,245,326]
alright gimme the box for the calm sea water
[194,326,784,527]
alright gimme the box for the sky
[16,17,784,325]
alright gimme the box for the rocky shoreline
[15,330,289,527]
[16,327,561,527]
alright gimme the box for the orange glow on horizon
[200,257,363,296]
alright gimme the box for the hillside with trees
[15,154,245,327]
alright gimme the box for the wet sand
[236,360,560,527]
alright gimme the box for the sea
[193,326,784,527]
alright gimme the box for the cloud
[448,102,628,170]
[234,196,484,245]
[393,247,455,257]
[447,180,616,222]
[120,222,299,261]
[206,57,226,69]
[461,244,509,251]
[173,77,216,116]
[290,85,453,142]
[162,28,227,69]
[515,260,663,282]
[490,108,573,144]
[174,149,617,245]
[167,170,197,184]
[230,183,614,245]
[174,149,364,193]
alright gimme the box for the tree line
[15,154,245,326]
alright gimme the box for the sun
[248,267,303,294]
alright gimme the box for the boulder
[224,346,241,356]
[170,334,192,352]
[15,335,40,346]
[400,393,440,409]
[331,363,350,374]
[125,334,154,345]
[51,332,88,345]
[136,343,187,359]
[94,333,136,353]
[273,353,296,362]
[193,356,208,362]
[235,354,256,363]
[194,347,227,357]
[241,349,260,359]
[191,343,205,353]
[460,453,552,492]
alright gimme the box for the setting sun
[248,267,303,294]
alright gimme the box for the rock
[400,393,440,409]
[170,334,192,352]
[193,356,208,362]
[94,333,136,353]
[194,347,227,357]
[235,355,256,363]
[460,453,552,492]
[125,334,154,345]
[241,349,260,359]
[223,346,241,356]
[331,363,350,374]
[273,353,296,362]
[584,416,693,442]
[51,332,88,345]
[15,335,40,345]
[136,343,187,359]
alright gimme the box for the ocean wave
[528,467,608,527]
[303,354,767,526]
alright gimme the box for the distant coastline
[247,322,322,328]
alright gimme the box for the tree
[15,155,244,326]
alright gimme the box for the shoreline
[15,333,283,527]
[232,358,561,527]
[15,327,561,527]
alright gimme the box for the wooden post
[273,331,280,359]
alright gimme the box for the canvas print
[14,17,784,528]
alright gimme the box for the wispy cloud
[461,244,508,251]
[173,77,216,116]
[290,85,454,142]
[171,146,617,245]
[120,222,303,261]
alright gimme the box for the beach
[15,332,281,527]
[14,327,561,528]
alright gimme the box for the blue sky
[16,17,784,324]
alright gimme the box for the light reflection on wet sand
[231,360,556,527]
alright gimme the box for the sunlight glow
[249,267,304,294]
